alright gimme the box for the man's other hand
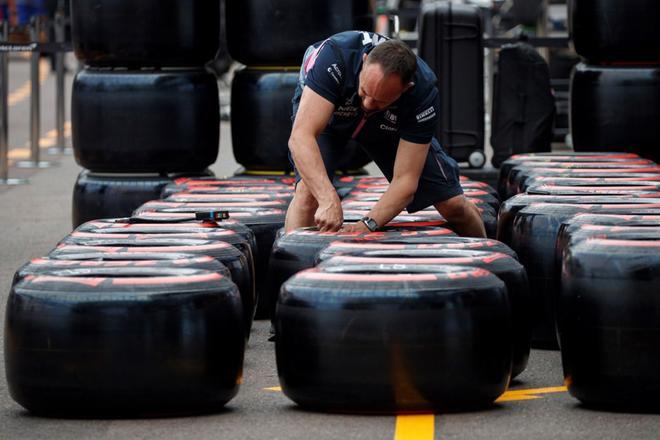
[314,198,343,232]
[340,221,371,233]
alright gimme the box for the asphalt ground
[1,56,659,439]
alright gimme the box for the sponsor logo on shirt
[335,105,359,118]
[361,32,388,47]
[379,124,397,132]
[327,66,341,85]
[331,63,342,79]
[384,110,398,124]
[416,106,436,123]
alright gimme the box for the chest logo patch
[384,110,398,124]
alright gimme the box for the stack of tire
[133,176,296,318]
[226,0,373,175]
[570,0,660,162]
[6,171,304,415]
[5,222,251,416]
[267,175,527,413]
[558,217,660,409]
[495,151,660,405]
[70,0,222,227]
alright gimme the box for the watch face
[361,217,378,231]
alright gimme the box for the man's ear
[362,53,368,63]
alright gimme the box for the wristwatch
[360,216,379,232]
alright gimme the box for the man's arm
[288,86,343,232]
[345,139,430,232]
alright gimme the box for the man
[286,31,486,237]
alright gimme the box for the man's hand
[314,196,343,232]
[340,221,371,233]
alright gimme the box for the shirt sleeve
[303,41,345,106]
[399,87,440,145]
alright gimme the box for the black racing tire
[130,205,286,319]
[71,0,219,67]
[520,173,660,194]
[72,69,219,173]
[343,203,497,238]
[53,235,254,336]
[72,170,212,229]
[74,221,253,257]
[332,176,361,198]
[556,213,660,274]
[164,176,295,193]
[317,249,530,379]
[5,267,244,416]
[226,1,370,65]
[515,168,660,199]
[497,194,660,246]
[462,189,500,211]
[344,190,500,211]
[570,0,660,63]
[527,185,660,196]
[276,264,511,413]
[481,210,497,239]
[317,237,518,261]
[72,221,255,294]
[231,68,298,171]
[559,239,660,409]
[506,161,656,199]
[571,64,660,163]
[14,254,231,286]
[343,211,450,229]
[225,175,298,185]
[266,226,457,319]
[113,217,258,267]
[460,181,499,199]
[134,201,288,216]
[352,180,499,200]
[510,202,660,348]
[559,224,660,258]
[165,193,292,206]
[525,182,660,196]
[497,152,642,199]
[162,184,293,199]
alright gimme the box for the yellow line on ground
[394,414,435,440]
[259,384,565,439]
[8,59,50,107]
[496,386,567,402]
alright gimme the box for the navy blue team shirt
[295,31,441,147]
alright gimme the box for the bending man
[286,31,485,237]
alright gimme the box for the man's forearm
[365,179,417,228]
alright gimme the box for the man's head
[358,39,417,112]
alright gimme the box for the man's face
[358,56,409,113]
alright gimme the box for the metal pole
[537,0,550,62]
[0,21,28,185]
[48,10,70,155]
[17,16,54,168]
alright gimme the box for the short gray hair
[366,39,417,84]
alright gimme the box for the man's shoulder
[413,57,438,91]
[401,57,438,109]
[328,31,377,49]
